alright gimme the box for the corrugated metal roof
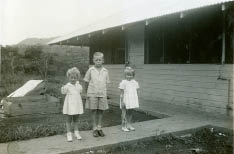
[48,0,233,44]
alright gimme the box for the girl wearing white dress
[61,67,83,142]
[119,67,139,132]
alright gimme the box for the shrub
[24,46,53,79]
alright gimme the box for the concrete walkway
[0,101,233,154]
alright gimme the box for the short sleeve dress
[119,79,139,109]
[61,81,84,115]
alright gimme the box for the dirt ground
[0,105,156,143]
[80,127,233,154]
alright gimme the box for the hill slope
[18,37,57,45]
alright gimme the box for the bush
[1,46,24,75]
[24,46,53,79]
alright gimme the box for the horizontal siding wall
[105,64,233,115]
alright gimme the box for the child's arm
[79,84,83,94]
[61,84,68,94]
[82,81,89,98]
[136,81,140,96]
[83,68,91,98]
[120,89,125,108]
[106,71,110,84]
[119,80,125,108]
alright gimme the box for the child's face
[69,74,78,85]
[93,56,104,68]
[126,74,133,81]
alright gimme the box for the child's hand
[81,93,87,99]
[120,99,126,108]
[62,82,68,87]
[121,102,126,108]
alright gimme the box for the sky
[0,0,145,45]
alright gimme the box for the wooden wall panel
[105,64,233,115]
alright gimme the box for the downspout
[217,67,232,116]
[217,4,233,116]
[226,79,232,116]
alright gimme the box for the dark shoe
[98,130,105,137]
[93,130,99,137]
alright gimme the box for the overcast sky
[0,0,146,45]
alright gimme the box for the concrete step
[0,116,213,154]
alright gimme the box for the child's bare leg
[96,109,105,136]
[91,109,97,130]
[73,115,82,139]
[92,109,100,137]
[127,109,135,130]
[121,108,127,128]
[73,115,79,131]
[127,109,133,124]
[97,110,103,130]
[66,115,72,133]
[121,108,130,131]
[66,115,73,141]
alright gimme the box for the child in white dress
[61,67,83,142]
[119,67,139,132]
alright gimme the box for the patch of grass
[1,124,66,142]
[0,106,157,143]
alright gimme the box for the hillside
[17,37,57,45]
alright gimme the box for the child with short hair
[84,52,110,137]
[61,67,83,142]
[119,67,139,132]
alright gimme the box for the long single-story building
[48,0,234,115]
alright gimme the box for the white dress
[119,79,139,109]
[61,81,84,115]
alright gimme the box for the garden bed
[77,126,233,154]
[0,105,157,143]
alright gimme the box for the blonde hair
[124,66,135,78]
[93,52,104,59]
[66,67,80,79]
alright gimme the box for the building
[48,0,234,115]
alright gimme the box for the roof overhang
[48,0,233,45]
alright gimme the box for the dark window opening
[89,29,125,64]
[145,4,233,64]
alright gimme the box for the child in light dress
[119,67,139,132]
[61,67,83,142]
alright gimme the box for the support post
[0,45,1,85]
[144,25,149,64]
[0,45,3,98]
[221,4,226,64]
[124,30,128,64]
[162,32,165,64]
